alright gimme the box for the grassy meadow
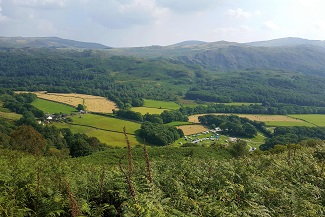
[54,122,139,147]
[0,101,9,112]
[32,98,77,114]
[0,101,22,120]
[178,99,202,107]
[32,97,142,146]
[70,114,140,134]
[130,107,167,115]
[223,102,262,106]
[165,121,194,126]
[143,99,181,109]
[0,111,22,120]
[288,114,325,126]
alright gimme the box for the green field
[288,114,325,126]
[54,122,139,147]
[131,107,167,115]
[165,121,194,127]
[143,99,181,109]
[246,133,266,148]
[0,101,10,112]
[0,111,22,120]
[177,99,202,107]
[70,114,140,134]
[32,98,142,146]
[32,98,77,114]
[264,121,314,127]
[223,102,262,106]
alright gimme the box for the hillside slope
[106,38,325,76]
[0,37,110,49]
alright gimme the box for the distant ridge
[0,36,111,49]
[247,37,325,48]
[170,40,207,47]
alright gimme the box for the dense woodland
[3,48,325,108]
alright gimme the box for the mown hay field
[31,92,118,113]
[188,113,309,126]
[177,124,210,136]
[288,114,325,126]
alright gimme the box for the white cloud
[37,19,57,34]
[0,0,7,21]
[254,10,262,16]
[118,0,170,22]
[84,0,170,29]
[227,8,252,18]
[312,21,325,31]
[213,25,253,34]
[12,0,66,9]
[240,25,253,32]
[157,0,222,13]
[263,21,279,30]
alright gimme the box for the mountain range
[1,36,325,76]
[106,37,325,76]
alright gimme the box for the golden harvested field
[237,114,303,122]
[177,124,210,136]
[22,92,118,113]
[188,113,304,124]
[188,113,226,123]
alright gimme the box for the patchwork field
[288,114,325,126]
[30,97,142,146]
[27,92,118,113]
[188,113,310,127]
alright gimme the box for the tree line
[198,114,266,138]
[262,126,325,150]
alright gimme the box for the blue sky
[0,0,324,47]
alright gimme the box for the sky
[0,0,325,47]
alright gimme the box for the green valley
[1,36,325,216]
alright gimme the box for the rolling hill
[0,36,110,49]
[105,38,325,76]
[247,37,325,47]
[2,36,325,106]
